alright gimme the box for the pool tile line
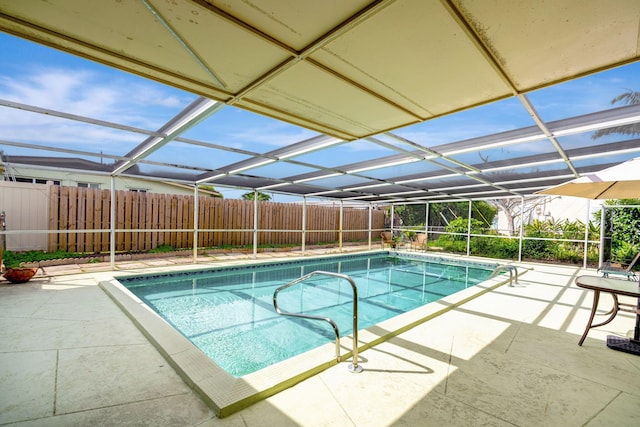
[116,250,394,283]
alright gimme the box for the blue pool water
[119,253,497,377]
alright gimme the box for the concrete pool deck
[1,248,640,426]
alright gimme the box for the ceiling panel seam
[234,98,357,140]
[192,0,418,136]
[441,0,520,95]
[142,0,226,88]
[299,0,397,55]
[306,58,424,122]
[192,0,298,55]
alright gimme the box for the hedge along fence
[47,186,385,253]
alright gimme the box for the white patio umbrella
[537,157,640,199]
[538,157,640,356]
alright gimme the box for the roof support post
[109,176,116,269]
[253,190,258,259]
[193,185,199,263]
[367,203,372,250]
[599,205,607,268]
[339,200,344,253]
[390,204,395,235]
[466,201,472,256]
[583,199,591,269]
[302,196,307,254]
[425,203,429,246]
[518,196,525,262]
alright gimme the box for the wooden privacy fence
[47,186,385,253]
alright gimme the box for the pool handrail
[273,270,363,373]
[489,264,518,287]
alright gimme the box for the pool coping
[99,251,525,417]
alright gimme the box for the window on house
[14,177,60,185]
[35,179,61,185]
[128,188,148,193]
[77,182,100,189]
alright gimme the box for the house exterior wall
[5,165,202,195]
[496,196,601,235]
[0,181,49,251]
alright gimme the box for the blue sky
[2,32,640,200]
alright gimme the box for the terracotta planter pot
[3,267,38,284]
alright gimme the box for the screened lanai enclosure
[1,1,640,268]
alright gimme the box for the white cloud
[0,65,192,126]
[0,65,196,153]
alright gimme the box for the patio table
[575,275,640,356]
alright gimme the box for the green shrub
[429,237,466,253]
[553,244,584,264]
[610,240,640,267]
[522,239,554,260]
[443,217,487,241]
[471,237,519,260]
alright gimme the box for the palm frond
[592,123,640,139]
[610,90,640,105]
[592,90,640,139]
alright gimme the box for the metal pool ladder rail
[489,264,519,287]
[273,270,363,373]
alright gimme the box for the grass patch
[2,250,90,269]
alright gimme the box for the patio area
[1,249,639,426]
[2,3,640,425]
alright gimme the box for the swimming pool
[117,252,498,377]
[102,251,513,416]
